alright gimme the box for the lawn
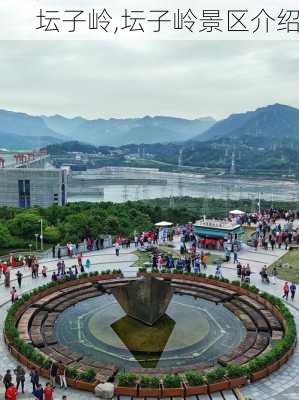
[242,226,256,244]
[133,245,225,268]
[268,248,299,283]
[133,249,153,268]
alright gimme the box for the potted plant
[226,364,247,388]
[75,369,97,391]
[161,374,184,397]
[184,370,208,396]
[66,366,79,386]
[207,368,229,393]
[115,372,138,396]
[138,375,162,397]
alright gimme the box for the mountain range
[0,103,299,149]
[42,115,216,146]
[193,103,299,143]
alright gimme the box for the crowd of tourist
[0,208,299,398]
[2,362,68,399]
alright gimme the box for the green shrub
[163,374,181,388]
[226,363,246,378]
[112,269,121,274]
[140,375,160,388]
[101,269,111,275]
[118,372,138,387]
[79,369,96,382]
[206,368,226,384]
[66,366,79,379]
[185,371,205,386]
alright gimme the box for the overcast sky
[0,40,298,120]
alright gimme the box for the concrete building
[0,168,67,208]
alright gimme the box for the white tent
[155,221,173,227]
[229,210,245,216]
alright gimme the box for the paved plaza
[0,241,298,399]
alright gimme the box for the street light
[40,218,44,251]
[29,243,32,255]
[34,233,39,250]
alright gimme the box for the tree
[43,226,61,243]
[8,210,42,239]
[0,223,15,248]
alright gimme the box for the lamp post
[34,233,39,250]
[29,243,32,255]
[40,219,44,251]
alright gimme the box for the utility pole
[35,233,39,250]
[40,219,44,251]
[258,192,261,214]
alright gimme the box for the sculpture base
[110,276,174,326]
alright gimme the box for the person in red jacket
[5,382,18,400]
[44,382,55,400]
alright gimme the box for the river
[67,168,299,204]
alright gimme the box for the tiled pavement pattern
[0,240,298,399]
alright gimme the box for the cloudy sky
[0,40,298,120]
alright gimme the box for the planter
[267,360,281,374]
[208,379,230,393]
[228,376,247,389]
[184,383,208,396]
[66,377,77,387]
[161,385,185,398]
[115,385,139,397]
[138,386,162,397]
[279,352,289,367]
[286,343,296,358]
[250,367,269,382]
[73,379,95,392]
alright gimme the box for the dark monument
[111,276,174,326]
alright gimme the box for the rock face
[111,276,174,326]
[94,382,114,399]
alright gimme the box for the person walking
[10,287,17,303]
[49,361,58,386]
[33,383,44,400]
[61,261,66,275]
[58,361,67,389]
[282,282,289,300]
[85,258,91,271]
[233,250,238,264]
[44,382,55,400]
[115,242,120,257]
[4,266,10,287]
[3,369,12,390]
[16,271,23,289]
[30,368,39,392]
[52,245,56,258]
[272,266,278,284]
[290,282,297,301]
[14,365,25,393]
[5,382,17,400]
[42,265,47,278]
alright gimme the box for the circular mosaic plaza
[12,274,286,383]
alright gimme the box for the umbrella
[155,221,173,227]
